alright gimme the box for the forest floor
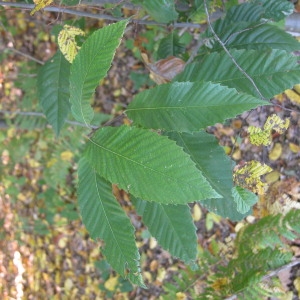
[0,4,300,300]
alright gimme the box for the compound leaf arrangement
[34,0,300,294]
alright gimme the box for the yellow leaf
[28,158,40,168]
[104,276,119,291]
[7,127,15,138]
[265,170,280,184]
[157,268,167,282]
[248,126,271,146]
[58,25,85,63]
[46,157,57,168]
[211,277,230,291]
[264,114,290,134]
[234,161,272,195]
[192,203,202,221]
[176,292,187,300]
[289,142,300,153]
[30,0,53,16]
[64,278,74,291]
[293,83,300,94]
[149,237,158,249]
[60,151,74,161]
[248,114,289,146]
[269,143,282,161]
[285,88,300,105]
[293,277,300,298]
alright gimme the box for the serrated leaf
[58,25,85,63]
[232,186,258,214]
[225,0,293,23]
[30,0,53,15]
[166,131,248,221]
[140,0,178,23]
[84,126,220,204]
[37,51,71,136]
[132,196,197,264]
[157,33,185,59]
[205,22,300,52]
[126,81,267,132]
[69,20,127,126]
[78,157,145,287]
[176,49,300,99]
[254,0,294,21]
[225,2,264,23]
[233,161,272,195]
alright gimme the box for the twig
[203,0,266,100]
[4,47,44,65]
[0,110,99,129]
[0,2,202,29]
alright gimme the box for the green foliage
[166,131,255,221]
[69,20,127,126]
[163,210,300,299]
[176,49,300,98]
[138,0,178,23]
[4,0,300,294]
[38,50,71,136]
[132,196,197,264]
[157,32,185,59]
[78,157,145,287]
[127,81,267,132]
[83,126,219,204]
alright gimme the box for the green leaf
[132,196,197,264]
[157,32,185,59]
[140,0,178,23]
[254,0,294,21]
[69,20,127,126]
[176,49,300,99]
[78,157,145,287]
[225,2,264,23]
[37,51,71,136]
[166,131,249,221]
[224,0,293,23]
[126,81,267,132]
[232,186,258,214]
[84,126,220,204]
[205,22,300,52]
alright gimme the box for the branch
[0,2,202,29]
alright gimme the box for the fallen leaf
[104,276,119,291]
[60,151,74,161]
[265,170,280,184]
[289,142,300,153]
[285,89,300,105]
[176,292,187,300]
[192,203,202,221]
[269,143,282,161]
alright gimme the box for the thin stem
[203,0,266,100]
[4,47,44,65]
[0,2,202,29]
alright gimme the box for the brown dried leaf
[141,53,185,84]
